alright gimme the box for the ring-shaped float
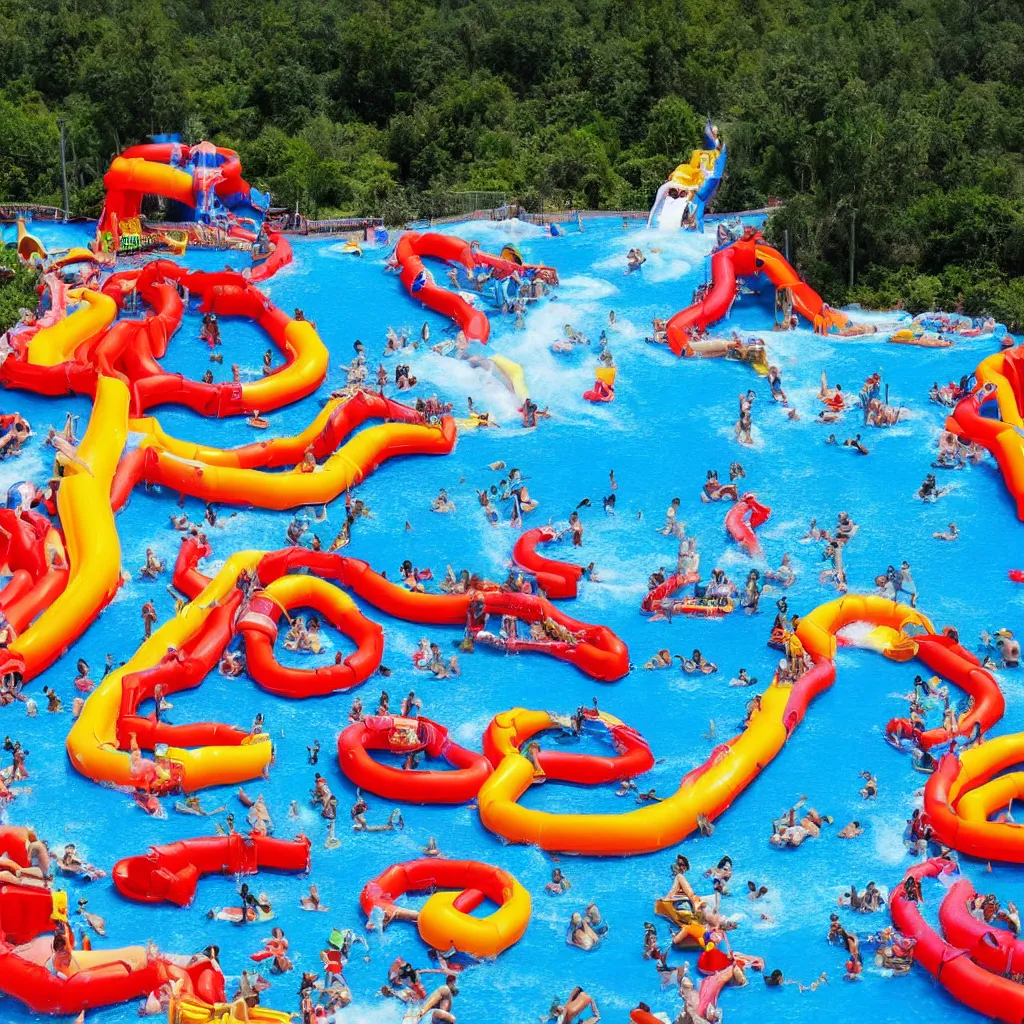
[337,715,492,803]
[238,575,383,697]
[359,859,530,958]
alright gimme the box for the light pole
[57,118,70,221]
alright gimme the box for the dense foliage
[1,0,1022,322]
[0,246,40,333]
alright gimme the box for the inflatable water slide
[97,137,269,252]
[947,347,1024,518]
[394,232,557,344]
[665,231,847,354]
[647,122,727,232]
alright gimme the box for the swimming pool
[3,214,1023,1024]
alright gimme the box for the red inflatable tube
[360,858,509,918]
[911,633,1004,749]
[639,572,700,614]
[238,586,384,698]
[116,596,250,767]
[512,526,583,599]
[630,1010,661,1024]
[482,707,655,783]
[338,714,492,803]
[395,232,491,343]
[251,548,629,682]
[0,882,224,1014]
[890,859,1024,1024]
[249,232,293,283]
[724,492,770,556]
[0,508,69,635]
[113,832,311,906]
[938,876,1024,976]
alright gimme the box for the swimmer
[139,548,165,579]
[838,821,863,839]
[843,434,869,455]
[934,522,959,541]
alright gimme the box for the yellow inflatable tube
[128,396,349,469]
[240,319,329,413]
[26,288,117,367]
[11,375,128,679]
[795,594,935,661]
[944,733,1024,823]
[171,996,294,1024]
[131,419,455,511]
[66,550,273,791]
[490,354,529,404]
[478,684,793,855]
[976,351,1023,429]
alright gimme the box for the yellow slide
[10,375,128,679]
[66,550,272,792]
[26,288,118,367]
[126,418,456,511]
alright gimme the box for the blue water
[3,215,1024,1024]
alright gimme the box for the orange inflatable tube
[338,715,492,803]
[359,859,530,958]
[947,350,1024,518]
[924,731,1024,862]
[238,574,384,697]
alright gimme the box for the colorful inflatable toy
[947,349,1024,518]
[724,491,770,556]
[923,731,1024,862]
[0,880,224,1014]
[98,140,268,252]
[359,858,531,958]
[338,715,492,803]
[113,832,311,906]
[478,596,1002,855]
[666,231,847,353]
[889,859,1024,1024]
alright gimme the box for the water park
[1,119,1024,1024]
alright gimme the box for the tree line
[1,0,1022,324]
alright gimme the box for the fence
[0,202,69,222]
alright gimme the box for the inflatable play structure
[512,526,584,599]
[97,139,269,253]
[924,731,1024,861]
[890,859,1024,1024]
[338,714,492,803]
[0,839,225,1014]
[725,492,770,556]
[359,858,531,958]
[665,231,848,354]
[647,121,726,232]
[947,349,1024,518]
[66,537,629,794]
[2,260,328,419]
[113,832,311,906]
[393,232,557,343]
[478,596,1003,854]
